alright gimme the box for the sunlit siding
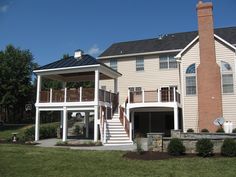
[100,54,180,105]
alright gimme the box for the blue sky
[0,0,235,66]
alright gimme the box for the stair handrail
[119,105,130,137]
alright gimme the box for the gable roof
[35,54,121,75]
[99,26,236,58]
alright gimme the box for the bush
[221,138,236,157]
[168,138,186,156]
[216,127,225,133]
[232,128,236,133]
[24,123,59,141]
[74,125,81,135]
[187,128,194,133]
[196,139,213,157]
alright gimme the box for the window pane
[159,56,168,69]
[186,76,196,95]
[221,61,232,71]
[222,74,234,93]
[136,57,144,71]
[110,59,117,71]
[186,64,196,74]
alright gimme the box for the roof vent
[74,49,84,59]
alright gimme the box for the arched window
[186,64,196,95]
[221,61,234,93]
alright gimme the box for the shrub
[201,129,209,133]
[135,134,144,154]
[24,123,58,141]
[187,128,194,133]
[196,139,213,157]
[216,127,225,133]
[168,138,186,156]
[74,125,81,135]
[221,138,236,157]
[232,128,236,133]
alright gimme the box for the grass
[0,144,236,177]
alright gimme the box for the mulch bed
[123,151,223,161]
[55,143,102,147]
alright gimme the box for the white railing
[128,88,181,104]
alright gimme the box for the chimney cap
[74,49,84,59]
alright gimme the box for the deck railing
[39,87,117,104]
[129,88,181,104]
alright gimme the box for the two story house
[34,1,236,145]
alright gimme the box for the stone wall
[147,130,236,153]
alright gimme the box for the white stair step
[106,134,128,137]
[107,137,129,140]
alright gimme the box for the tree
[0,45,38,123]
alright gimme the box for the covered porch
[34,52,121,142]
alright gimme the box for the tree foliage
[0,45,38,123]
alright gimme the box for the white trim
[214,34,236,51]
[34,64,100,74]
[127,102,178,110]
[98,49,183,59]
[175,36,199,59]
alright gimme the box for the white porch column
[36,75,41,103]
[94,69,99,142]
[62,107,67,142]
[174,106,179,130]
[85,111,90,138]
[35,107,40,141]
[114,78,118,93]
[94,106,99,141]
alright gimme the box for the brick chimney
[196,1,223,132]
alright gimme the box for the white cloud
[87,44,101,56]
[0,4,9,13]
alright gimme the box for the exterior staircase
[103,113,133,146]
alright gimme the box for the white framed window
[129,87,142,95]
[110,59,117,71]
[186,63,196,95]
[221,61,234,93]
[159,55,177,69]
[136,57,144,71]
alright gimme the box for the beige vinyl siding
[181,42,200,132]
[100,54,180,105]
[215,39,236,130]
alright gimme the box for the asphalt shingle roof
[99,26,236,57]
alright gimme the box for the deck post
[35,107,40,141]
[142,89,145,103]
[174,106,179,130]
[62,107,67,142]
[85,111,90,138]
[114,78,118,94]
[94,69,99,142]
[36,75,41,103]
[173,87,176,102]
[80,87,82,102]
[50,88,52,102]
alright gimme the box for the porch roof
[34,54,122,80]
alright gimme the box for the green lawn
[0,144,236,177]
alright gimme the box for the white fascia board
[34,64,100,76]
[214,34,236,51]
[99,65,122,78]
[175,36,199,59]
[98,49,183,60]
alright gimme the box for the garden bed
[123,151,224,161]
[55,141,102,147]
